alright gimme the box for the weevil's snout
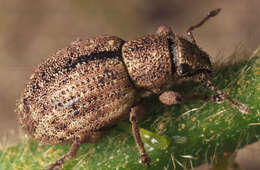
[177,64,211,81]
[170,36,212,80]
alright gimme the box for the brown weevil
[16,8,250,169]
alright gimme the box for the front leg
[129,105,151,167]
[159,90,225,105]
[159,91,182,105]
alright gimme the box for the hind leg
[48,130,108,170]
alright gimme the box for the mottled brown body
[17,36,137,144]
[17,8,249,169]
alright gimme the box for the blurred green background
[0,0,260,147]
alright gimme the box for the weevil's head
[169,36,212,82]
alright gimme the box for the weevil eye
[178,64,192,75]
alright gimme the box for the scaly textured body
[17,36,137,144]
[122,33,173,94]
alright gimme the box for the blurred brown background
[0,0,260,144]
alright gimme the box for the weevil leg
[48,130,107,170]
[160,79,250,114]
[159,91,182,105]
[159,90,224,105]
[203,94,225,103]
[130,105,151,167]
[48,136,82,170]
[186,8,221,44]
[159,84,249,113]
[204,79,250,114]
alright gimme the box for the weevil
[16,8,250,169]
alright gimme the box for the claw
[141,154,151,167]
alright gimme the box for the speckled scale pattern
[17,35,137,144]
[174,36,212,72]
[122,34,173,94]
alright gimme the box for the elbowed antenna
[204,78,251,114]
[186,8,222,44]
